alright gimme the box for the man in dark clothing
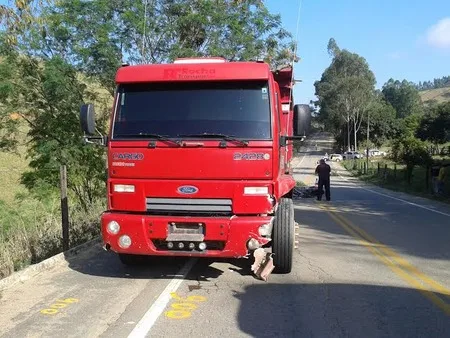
[315,159,331,201]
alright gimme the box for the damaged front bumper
[101,212,274,258]
[251,248,275,282]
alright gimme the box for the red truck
[80,57,308,279]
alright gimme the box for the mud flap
[251,248,275,282]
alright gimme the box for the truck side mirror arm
[83,135,108,147]
[280,135,306,147]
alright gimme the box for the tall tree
[314,38,376,150]
[360,91,396,147]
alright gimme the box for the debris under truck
[80,57,307,280]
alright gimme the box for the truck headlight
[107,221,120,235]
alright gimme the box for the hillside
[420,87,450,105]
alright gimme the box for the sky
[264,0,450,104]
[1,0,449,105]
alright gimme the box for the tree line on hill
[414,76,450,91]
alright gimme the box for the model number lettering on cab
[112,152,144,161]
[234,153,270,161]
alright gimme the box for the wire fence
[345,159,450,199]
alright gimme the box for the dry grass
[0,121,30,205]
[420,87,450,104]
[0,149,29,205]
[0,196,103,279]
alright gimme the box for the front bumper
[101,212,274,258]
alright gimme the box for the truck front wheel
[272,198,295,273]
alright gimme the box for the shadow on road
[235,283,450,337]
[65,246,256,282]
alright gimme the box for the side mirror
[80,103,107,147]
[80,103,96,136]
[293,104,311,137]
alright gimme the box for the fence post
[363,161,367,175]
[377,162,380,175]
[60,164,69,251]
[384,163,388,181]
[425,165,430,191]
[394,164,397,181]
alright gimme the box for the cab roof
[116,58,272,84]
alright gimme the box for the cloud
[426,17,450,49]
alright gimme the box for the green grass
[343,158,450,204]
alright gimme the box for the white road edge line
[298,147,309,166]
[127,258,197,338]
[337,172,450,217]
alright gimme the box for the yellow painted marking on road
[170,292,207,303]
[40,309,58,315]
[171,303,197,311]
[165,292,207,320]
[327,205,450,298]
[57,298,79,304]
[321,205,450,317]
[40,298,79,315]
[165,310,191,319]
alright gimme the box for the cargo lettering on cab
[112,153,144,161]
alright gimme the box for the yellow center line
[320,205,450,317]
[326,205,450,298]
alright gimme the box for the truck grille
[146,197,232,215]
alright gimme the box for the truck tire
[118,253,146,266]
[272,198,295,273]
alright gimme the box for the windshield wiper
[115,133,181,147]
[178,133,249,147]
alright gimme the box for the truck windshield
[112,80,271,140]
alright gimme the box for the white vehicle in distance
[366,149,387,157]
[343,151,364,160]
[330,154,343,162]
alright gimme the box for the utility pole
[366,110,370,172]
[141,0,148,63]
[60,164,69,251]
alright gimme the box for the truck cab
[80,57,308,275]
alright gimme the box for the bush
[391,137,432,183]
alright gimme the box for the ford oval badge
[177,185,199,194]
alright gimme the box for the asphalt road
[1,133,450,338]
